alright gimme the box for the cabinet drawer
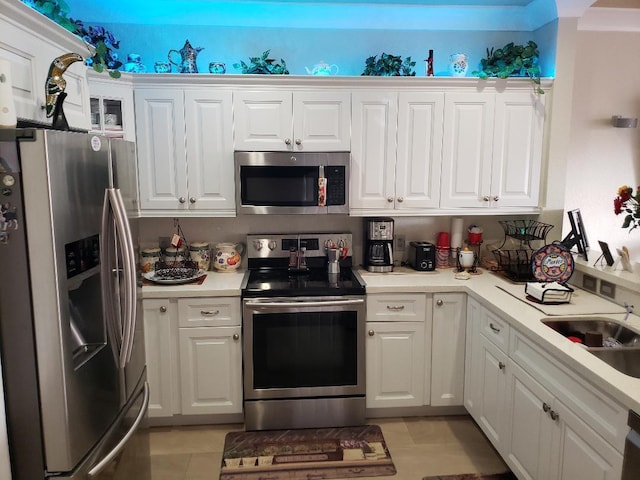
[366,294,427,322]
[510,330,628,452]
[178,297,240,327]
[480,309,510,352]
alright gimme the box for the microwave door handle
[87,381,149,478]
[100,190,122,364]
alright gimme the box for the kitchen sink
[541,317,640,379]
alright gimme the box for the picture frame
[562,209,589,261]
[597,240,615,267]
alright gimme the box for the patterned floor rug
[220,425,396,480]
[423,473,517,480]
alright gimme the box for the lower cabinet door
[178,326,242,415]
[476,335,508,452]
[366,321,425,408]
[550,400,623,480]
[505,362,555,480]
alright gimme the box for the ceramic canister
[164,246,187,267]
[189,242,211,271]
[140,247,161,273]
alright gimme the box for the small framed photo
[597,240,615,266]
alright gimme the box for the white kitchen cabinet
[440,91,544,208]
[431,292,466,406]
[233,90,350,151]
[0,0,91,130]
[87,71,135,140]
[350,91,444,213]
[464,297,510,453]
[142,299,178,418]
[177,298,242,416]
[365,293,429,408]
[135,87,235,215]
[506,361,622,480]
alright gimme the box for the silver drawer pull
[386,305,405,311]
[233,334,240,341]
[200,310,220,316]
[489,323,501,333]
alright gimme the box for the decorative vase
[448,53,469,77]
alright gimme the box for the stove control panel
[247,233,352,259]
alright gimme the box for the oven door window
[252,311,358,389]
[240,166,319,206]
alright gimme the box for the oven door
[242,296,365,400]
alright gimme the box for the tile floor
[149,415,509,480]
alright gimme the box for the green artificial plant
[233,50,289,74]
[473,41,543,94]
[22,0,122,77]
[361,53,416,76]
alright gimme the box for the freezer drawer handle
[87,381,150,478]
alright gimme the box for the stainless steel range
[241,233,366,431]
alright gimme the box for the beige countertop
[140,264,640,413]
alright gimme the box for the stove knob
[268,240,277,250]
[253,240,264,251]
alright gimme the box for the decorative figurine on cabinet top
[45,52,84,130]
[168,40,204,73]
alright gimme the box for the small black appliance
[408,241,436,271]
[364,218,394,272]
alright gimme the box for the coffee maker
[364,218,394,272]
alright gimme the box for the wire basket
[492,248,535,281]
[498,220,553,243]
[153,261,199,280]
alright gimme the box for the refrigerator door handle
[108,188,136,369]
[100,190,122,364]
[87,381,150,478]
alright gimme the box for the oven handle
[245,298,365,308]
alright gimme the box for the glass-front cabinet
[87,71,136,141]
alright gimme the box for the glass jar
[189,242,211,271]
[164,246,186,267]
[140,247,161,273]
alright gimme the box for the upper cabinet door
[292,91,351,151]
[396,92,444,210]
[135,89,188,210]
[440,92,495,208]
[350,91,398,211]
[491,92,545,208]
[184,90,235,213]
[233,91,292,151]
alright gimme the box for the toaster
[408,241,436,271]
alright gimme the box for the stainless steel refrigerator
[0,128,150,480]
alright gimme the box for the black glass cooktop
[242,267,366,298]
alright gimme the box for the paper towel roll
[450,217,464,253]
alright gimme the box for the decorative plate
[531,242,574,283]
[143,270,206,285]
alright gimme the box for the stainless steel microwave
[234,151,350,215]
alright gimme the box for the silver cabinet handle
[160,306,167,313]
[493,196,500,202]
[387,196,394,203]
[200,310,219,316]
[295,139,302,145]
[489,323,501,333]
[483,195,490,202]
[368,330,375,336]
[386,305,405,311]
[498,361,506,370]
[284,138,292,145]
[397,197,404,203]
[550,410,559,421]
[233,334,240,341]
[436,299,444,306]
[179,197,186,204]
[189,197,196,204]
[542,402,551,413]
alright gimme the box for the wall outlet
[395,234,406,251]
[582,274,597,292]
[600,280,616,299]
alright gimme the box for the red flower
[614,196,625,215]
